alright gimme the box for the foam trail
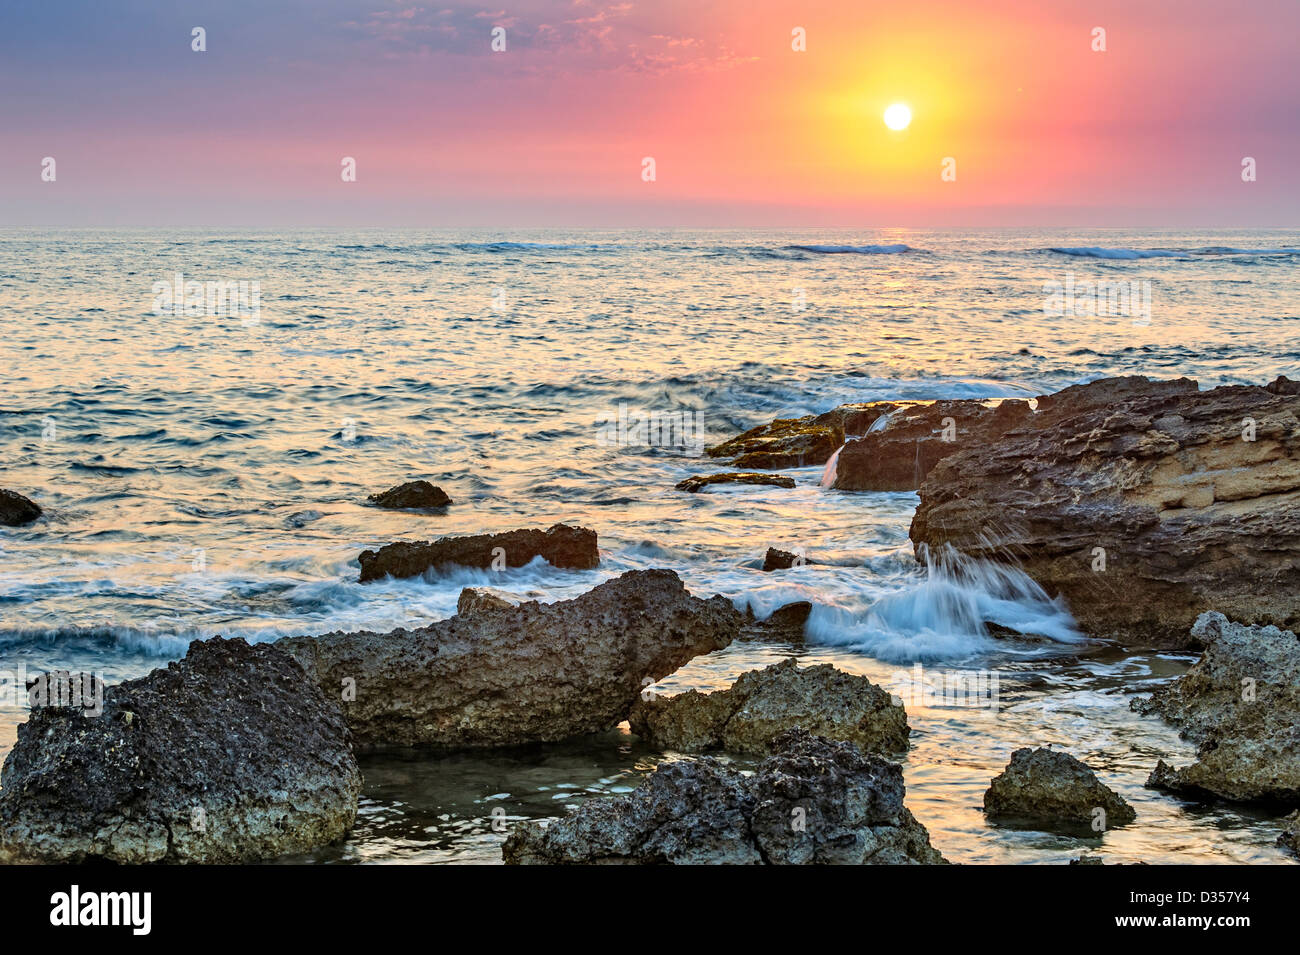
[805,545,1084,663]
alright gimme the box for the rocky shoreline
[2,374,1297,863]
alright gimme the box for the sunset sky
[2,0,1297,226]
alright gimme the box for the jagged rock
[456,586,522,615]
[911,379,1300,647]
[1266,375,1300,395]
[706,403,901,469]
[833,377,1198,492]
[1134,612,1300,803]
[742,601,812,641]
[0,638,360,864]
[761,547,817,571]
[983,747,1136,829]
[367,480,452,509]
[1279,811,1300,856]
[675,472,795,493]
[503,729,946,864]
[280,570,741,751]
[0,489,41,527]
[629,659,908,755]
[358,523,598,582]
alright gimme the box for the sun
[883,103,912,131]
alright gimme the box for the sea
[1,227,1297,863]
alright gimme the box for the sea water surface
[1,228,1297,864]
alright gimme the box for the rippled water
[2,228,1297,864]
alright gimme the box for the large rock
[0,489,41,527]
[910,379,1300,647]
[503,729,946,864]
[0,638,360,864]
[280,569,742,751]
[1134,612,1300,803]
[367,480,451,509]
[358,522,598,582]
[629,659,909,755]
[984,747,1136,829]
[706,403,901,469]
[833,377,1198,492]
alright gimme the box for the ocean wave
[803,545,1084,664]
[1048,246,1300,260]
[786,244,915,255]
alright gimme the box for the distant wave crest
[1048,246,1300,260]
[787,243,915,255]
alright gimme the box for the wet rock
[911,379,1300,647]
[629,658,909,755]
[741,600,813,641]
[280,569,741,751]
[456,586,522,616]
[503,729,945,864]
[358,522,598,582]
[706,403,901,469]
[0,489,41,527]
[367,480,452,509]
[761,547,816,571]
[833,398,1034,491]
[983,747,1136,829]
[675,472,795,493]
[1279,811,1300,857]
[1134,612,1300,803]
[0,638,360,864]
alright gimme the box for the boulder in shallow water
[456,586,522,615]
[984,747,1136,829]
[1134,612,1300,803]
[358,522,598,582]
[0,489,41,527]
[629,658,909,755]
[367,480,452,509]
[503,729,946,864]
[0,637,360,864]
[675,472,795,493]
[280,569,741,751]
[911,379,1300,647]
[761,547,817,571]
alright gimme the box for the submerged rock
[911,378,1300,647]
[280,569,741,751]
[456,586,522,615]
[358,522,598,582]
[705,403,901,469]
[675,472,795,493]
[0,489,41,527]
[0,638,360,864]
[1134,612,1300,803]
[983,747,1136,829]
[629,659,909,755]
[367,480,452,509]
[503,729,945,865]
